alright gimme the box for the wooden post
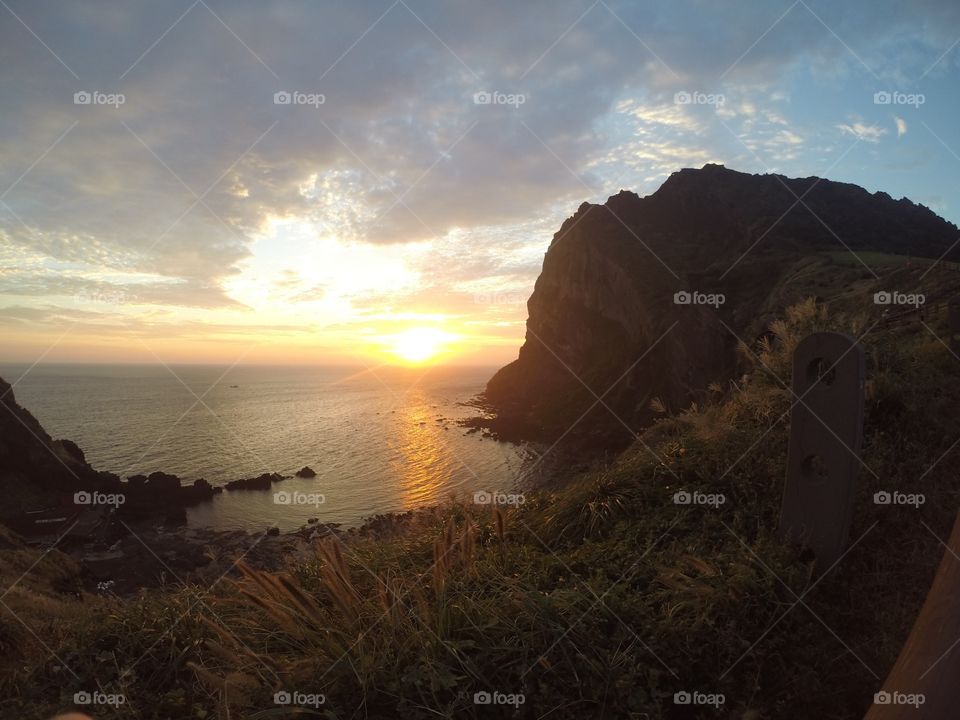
[949,297,960,354]
[779,332,865,568]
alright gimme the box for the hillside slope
[8,291,960,719]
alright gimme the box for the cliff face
[485,164,959,442]
[0,377,223,522]
[0,376,112,507]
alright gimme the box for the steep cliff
[485,164,959,442]
[0,376,114,512]
[0,376,222,522]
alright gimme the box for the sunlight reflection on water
[3,363,533,531]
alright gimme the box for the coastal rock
[146,471,181,493]
[0,372,229,536]
[295,466,317,478]
[484,164,960,443]
[225,472,286,491]
[0,377,105,503]
[73,523,321,594]
[116,472,220,523]
[57,438,87,465]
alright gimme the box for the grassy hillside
[6,274,960,718]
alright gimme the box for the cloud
[2,0,960,353]
[837,121,887,143]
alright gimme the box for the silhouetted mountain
[484,164,959,443]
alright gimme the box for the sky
[1,0,959,366]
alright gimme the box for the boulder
[127,474,147,488]
[146,471,182,494]
[225,472,285,491]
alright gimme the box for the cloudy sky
[1,0,959,365]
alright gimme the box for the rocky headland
[480,164,959,444]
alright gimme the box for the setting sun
[387,327,456,364]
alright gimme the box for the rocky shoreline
[3,372,538,598]
[73,517,340,596]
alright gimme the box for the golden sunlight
[387,327,456,364]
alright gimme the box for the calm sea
[0,363,534,531]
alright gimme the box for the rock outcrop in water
[225,472,287,491]
[484,164,960,443]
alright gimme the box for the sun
[387,327,455,364]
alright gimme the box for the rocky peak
[483,165,959,444]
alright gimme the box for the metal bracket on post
[779,332,865,568]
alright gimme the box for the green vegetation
[6,287,960,719]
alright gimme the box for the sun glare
[387,327,455,364]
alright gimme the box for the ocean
[0,363,534,531]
